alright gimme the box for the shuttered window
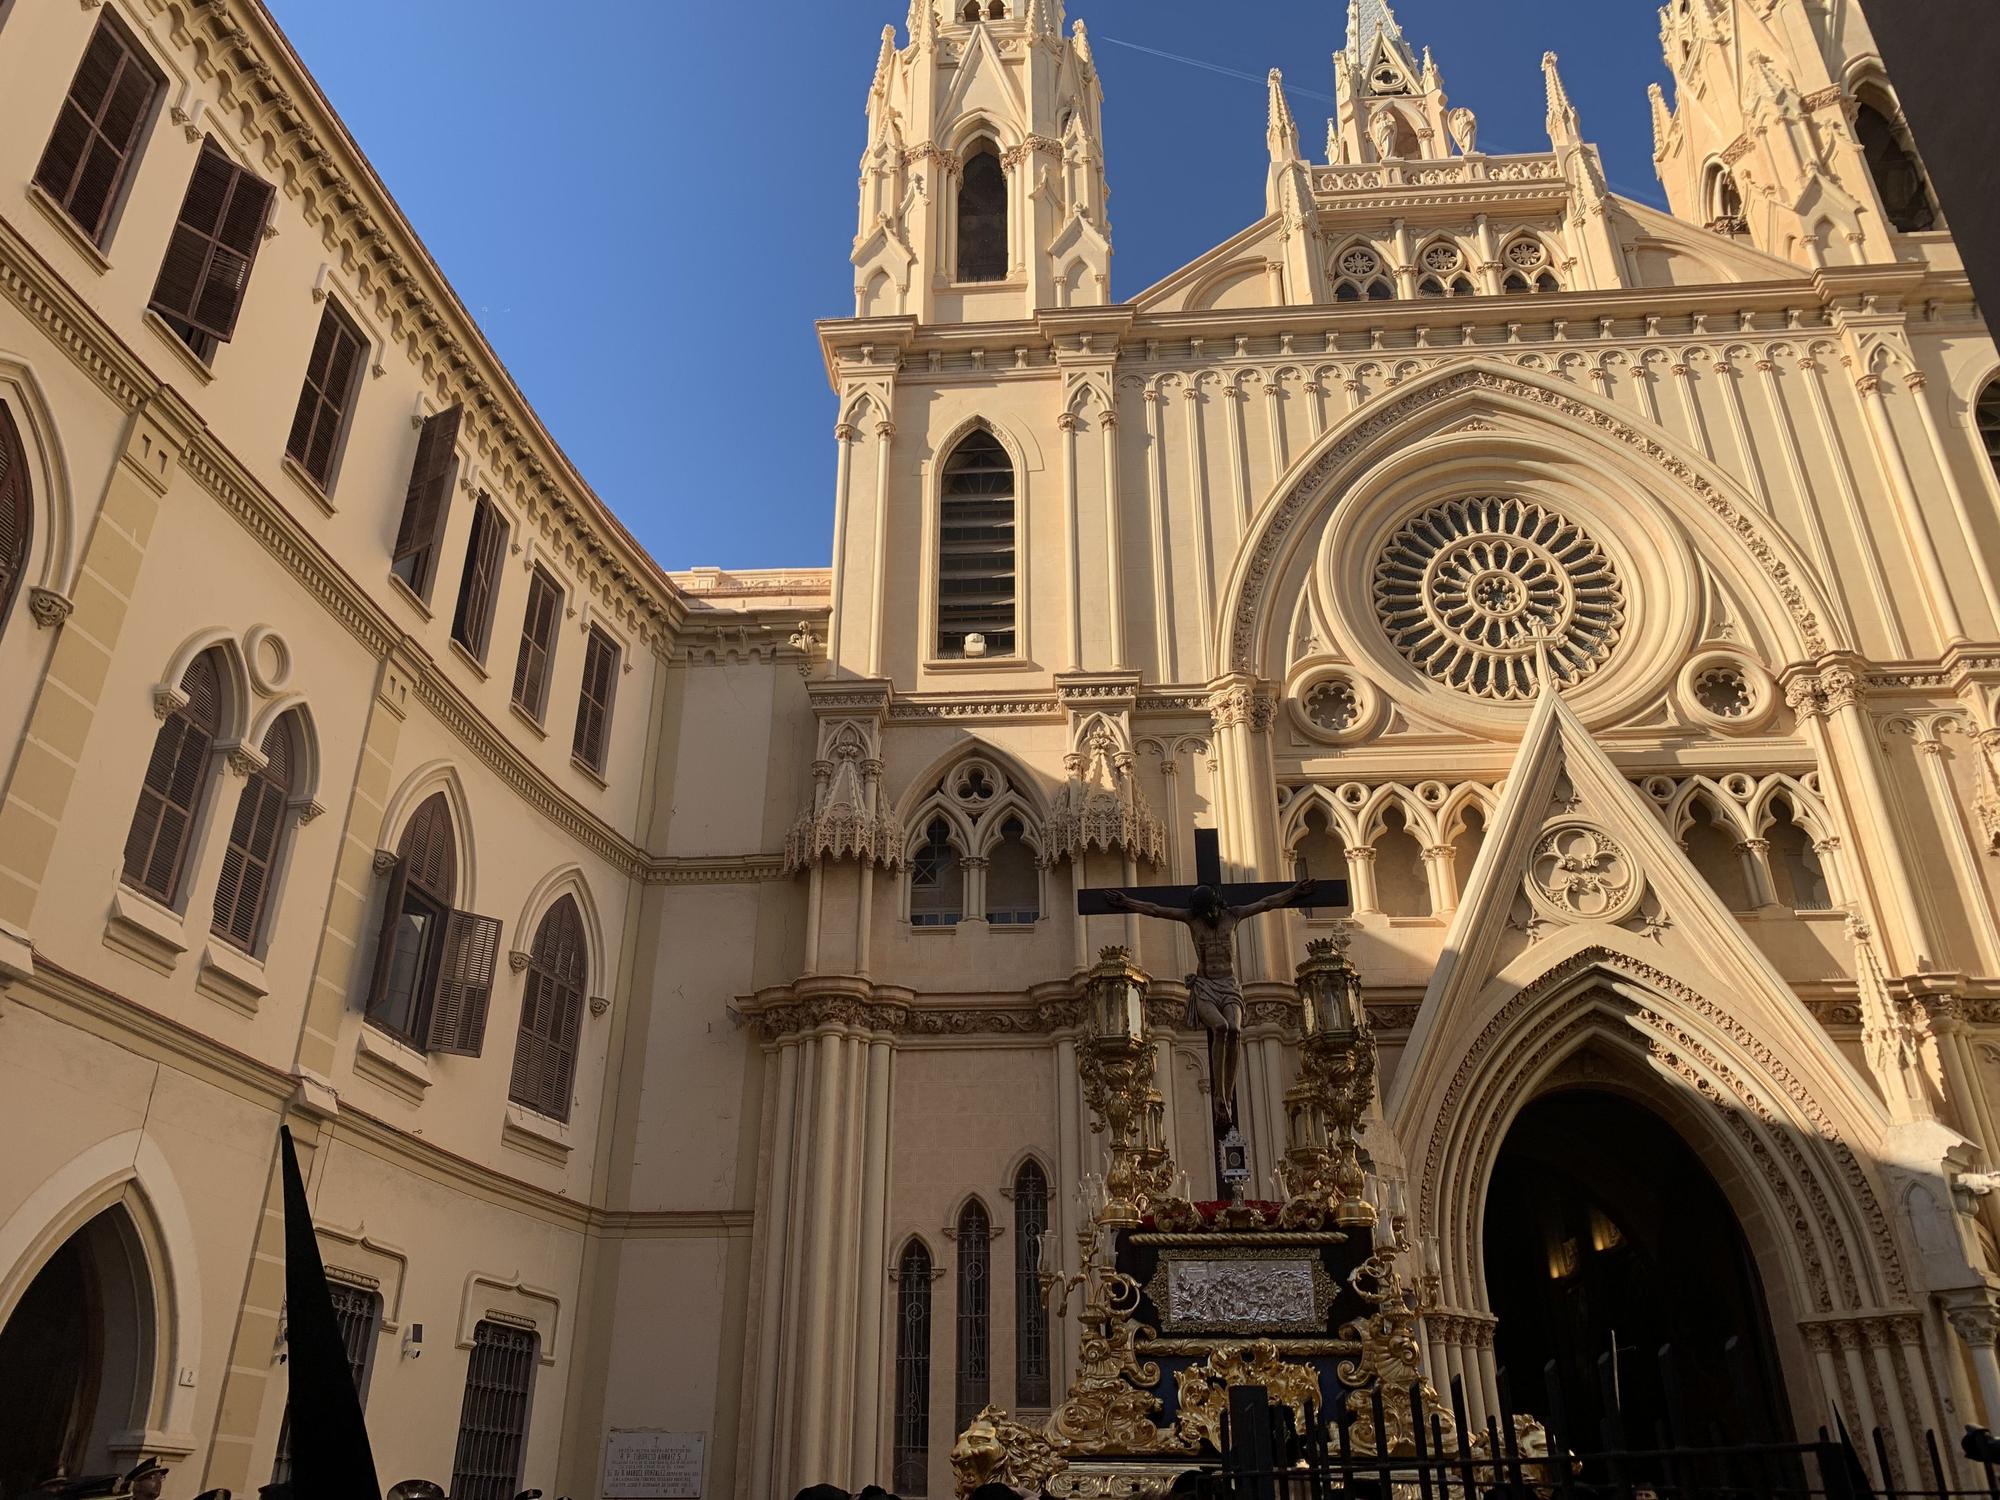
[211,716,298,951]
[0,404,29,634]
[284,303,365,493]
[571,627,618,773]
[955,1199,992,1434]
[956,146,1007,283]
[509,895,587,1120]
[450,1321,537,1500]
[893,1240,934,1496]
[1014,1160,1051,1407]
[121,653,223,904]
[391,405,462,600]
[451,496,508,661]
[512,567,561,720]
[34,15,159,245]
[149,139,273,352]
[937,431,1015,658]
[364,792,501,1054]
[272,1281,380,1484]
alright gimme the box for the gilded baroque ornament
[949,1406,1068,1498]
[1171,1341,1322,1451]
[1372,495,1625,701]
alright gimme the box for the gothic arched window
[364,791,501,1059]
[0,403,28,637]
[1854,96,1936,233]
[1683,796,1753,911]
[1293,806,1347,887]
[955,1199,992,1433]
[937,430,1016,658]
[1332,245,1394,303]
[1372,804,1429,917]
[1705,164,1745,231]
[957,145,1008,283]
[1013,1161,1051,1407]
[122,651,224,904]
[1765,795,1831,911]
[1978,379,2000,486]
[211,713,302,951]
[510,893,588,1120]
[911,817,963,927]
[893,1239,933,1495]
[984,817,1039,924]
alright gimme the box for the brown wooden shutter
[362,857,409,1019]
[571,628,618,770]
[149,141,273,343]
[509,898,586,1119]
[512,568,561,718]
[121,655,222,902]
[35,18,159,243]
[451,497,508,659]
[285,305,364,490]
[0,406,27,621]
[428,909,501,1056]
[392,404,462,595]
[212,723,294,949]
[396,792,457,905]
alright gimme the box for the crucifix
[1077,829,1350,1165]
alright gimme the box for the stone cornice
[141,0,686,647]
[643,856,786,886]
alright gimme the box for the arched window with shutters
[937,429,1016,659]
[1854,91,1936,233]
[954,1198,991,1433]
[510,894,587,1121]
[956,143,1008,283]
[1013,1161,1051,1408]
[893,1239,934,1495]
[364,790,501,1056]
[0,402,28,637]
[210,713,303,951]
[121,651,225,905]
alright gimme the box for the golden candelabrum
[1075,946,1184,1227]
[1279,933,1379,1229]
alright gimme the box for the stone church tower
[4,1,2000,1498]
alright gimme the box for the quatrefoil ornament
[1524,821,1644,924]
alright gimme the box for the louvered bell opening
[937,433,1015,658]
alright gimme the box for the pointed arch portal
[1483,1086,1791,1465]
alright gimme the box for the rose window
[1304,678,1361,733]
[1503,238,1547,270]
[1421,243,1463,274]
[1338,247,1382,278]
[1372,495,1626,700]
[1693,665,1752,719]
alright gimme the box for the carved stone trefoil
[783,718,905,874]
[1045,717,1167,867]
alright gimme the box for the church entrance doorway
[1482,1087,1791,1464]
[0,1207,156,1498]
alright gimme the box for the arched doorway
[1482,1088,1790,1463]
[0,1208,157,1496]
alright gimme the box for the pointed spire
[872,24,897,97]
[1420,45,1439,90]
[1025,0,1062,35]
[1648,81,1674,159]
[1070,16,1093,69]
[906,0,935,48]
[1267,69,1302,165]
[1346,0,1404,55]
[1542,50,1580,144]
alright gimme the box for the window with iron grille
[956,147,1007,283]
[451,496,508,662]
[1014,1161,1051,1407]
[211,714,299,951]
[149,139,273,357]
[449,1320,537,1500]
[271,1280,380,1484]
[285,302,365,493]
[0,403,29,637]
[509,895,586,1121]
[893,1240,933,1495]
[909,818,962,928]
[391,405,462,601]
[121,652,224,904]
[936,431,1015,659]
[571,626,619,773]
[955,1200,991,1434]
[512,567,562,720]
[34,14,160,246]
[364,792,501,1056]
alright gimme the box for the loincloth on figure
[1184,973,1245,1030]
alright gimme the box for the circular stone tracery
[1371,495,1627,701]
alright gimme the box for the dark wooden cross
[1074,828,1349,916]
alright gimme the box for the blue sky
[262,2,1671,571]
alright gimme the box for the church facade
[4,0,2000,1497]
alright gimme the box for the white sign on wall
[603,1429,706,1498]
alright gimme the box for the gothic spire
[1542,50,1580,145]
[1648,81,1673,159]
[1267,68,1302,165]
[1346,0,1404,55]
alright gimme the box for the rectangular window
[450,1321,537,1500]
[512,567,561,721]
[451,495,508,662]
[390,404,462,600]
[571,626,619,773]
[284,302,365,493]
[272,1281,380,1484]
[149,139,273,356]
[34,14,160,245]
